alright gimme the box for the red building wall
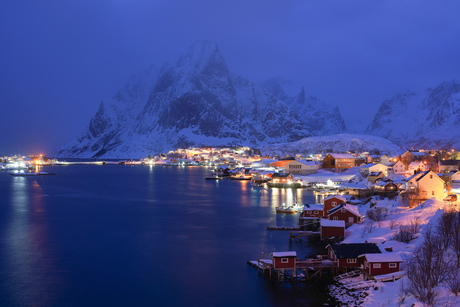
[329,210,360,224]
[272,257,296,269]
[321,226,345,238]
[366,262,401,276]
[324,197,346,213]
[303,210,324,218]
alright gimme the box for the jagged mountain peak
[365,79,460,149]
[51,41,347,158]
[176,40,225,74]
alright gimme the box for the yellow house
[405,170,445,199]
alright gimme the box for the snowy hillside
[365,80,460,149]
[51,41,347,158]
[261,133,404,156]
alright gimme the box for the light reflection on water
[0,166,324,307]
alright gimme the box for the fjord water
[0,165,323,306]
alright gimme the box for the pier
[289,231,320,242]
[247,258,339,281]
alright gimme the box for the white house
[439,160,460,173]
[393,161,407,173]
[408,161,426,174]
[452,171,460,183]
[360,163,388,177]
[379,155,391,166]
[285,160,318,175]
[405,170,445,199]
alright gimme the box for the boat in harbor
[275,206,297,214]
[205,174,221,180]
[275,203,304,214]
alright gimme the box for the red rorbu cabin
[359,253,403,277]
[328,203,362,226]
[323,195,347,212]
[272,251,297,269]
[270,173,294,183]
[320,219,345,239]
[326,243,381,268]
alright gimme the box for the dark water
[0,165,326,307]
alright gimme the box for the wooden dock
[289,231,320,242]
[267,226,301,231]
[247,258,339,281]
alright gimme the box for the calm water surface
[0,165,326,306]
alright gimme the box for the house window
[314,211,318,214]
[347,258,357,263]
[341,208,346,213]
[389,263,397,268]
[333,216,338,220]
[307,211,311,214]
[348,217,354,223]
[332,202,337,207]
[281,258,289,263]
[430,175,433,179]
[373,263,381,268]
[432,191,434,196]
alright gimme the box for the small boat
[205,174,221,180]
[275,206,297,214]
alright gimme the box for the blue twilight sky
[1,0,460,155]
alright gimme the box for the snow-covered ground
[328,195,460,306]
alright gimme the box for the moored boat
[275,205,297,214]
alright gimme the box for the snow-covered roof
[292,160,317,166]
[272,251,297,258]
[260,159,278,164]
[325,195,347,202]
[375,181,396,187]
[321,219,345,227]
[360,163,380,168]
[409,161,423,167]
[304,204,324,211]
[328,203,361,217]
[368,172,383,177]
[412,151,428,156]
[359,253,403,263]
[329,153,354,159]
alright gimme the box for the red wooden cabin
[323,195,347,213]
[359,253,403,277]
[320,219,345,239]
[272,251,297,269]
[326,243,381,268]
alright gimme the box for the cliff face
[365,80,460,149]
[52,41,347,158]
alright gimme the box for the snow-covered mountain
[261,77,347,135]
[52,41,347,158]
[365,80,460,149]
[261,134,403,157]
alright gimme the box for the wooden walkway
[267,226,301,230]
[289,231,320,242]
[247,258,339,281]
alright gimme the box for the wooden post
[278,270,280,282]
